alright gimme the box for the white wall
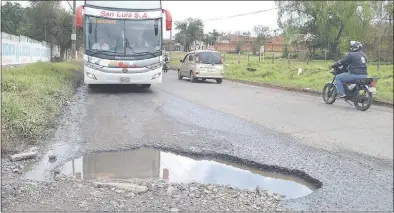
[1,32,59,66]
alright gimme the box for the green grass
[1,61,83,151]
[168,51,393,103]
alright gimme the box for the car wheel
[178,70,183,80]
[216,78,223,84]
[190,71,196,82]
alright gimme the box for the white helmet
[350,41,362,52]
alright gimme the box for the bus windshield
[85,16,162,58]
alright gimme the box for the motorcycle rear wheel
[322,83,337,104]
[353,86,372,111]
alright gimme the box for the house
[163,39,207,52]
[190,40,206,51]
[214,34,256,53]
[163,34,286,53]
[266,35,285,52]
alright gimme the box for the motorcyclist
[164,53,170,63]
[163,53,170,72]
[331,41,368,98]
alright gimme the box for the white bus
[75,1,172,88]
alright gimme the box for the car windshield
[85,16,162,57]
[197,52,222,64]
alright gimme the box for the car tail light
[370,81,376,87]
[195,54,200,63]
[219,56,223,64]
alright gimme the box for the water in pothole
[57,148,317,199]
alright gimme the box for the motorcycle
[162,61,169,73]
[322,65,379,111]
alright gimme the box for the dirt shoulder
[1,61,83,154]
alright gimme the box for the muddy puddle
[56,148,317,199]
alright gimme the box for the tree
[233,31,244,53]
[365,1,394,69]
[52,10,73,60]
[24,1,61,43]
[242,31,251,36]
[1,2,28,35]
[276,1,374,60]
[203,29,222,46]
[281,20,300,63]
[23,1,74,60]
[251,25,270,55]
[174,18,204,52]
[1,1,77,61]
[221,31,232,41]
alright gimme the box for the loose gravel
[1,170,289,212]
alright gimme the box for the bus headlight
[145,62,161,70]
[152,72,161,80]
[86,72,97,80]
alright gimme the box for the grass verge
[168,51,393,104]
[1,60,83,153]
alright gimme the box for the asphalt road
[21,70,393,211]
[163,71,393,161]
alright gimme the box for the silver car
[177,50,224,84]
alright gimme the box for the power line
[168,7,279,39]
[66,0,72,11]
[202,7,278,22]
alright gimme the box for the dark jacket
[332,50,368,75]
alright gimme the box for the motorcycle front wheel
[353,86,372,111]
[322,83,337,104]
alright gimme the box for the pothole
[57,148,319,199]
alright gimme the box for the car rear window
[196,52,222,64]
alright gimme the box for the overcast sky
[6,1,279,38]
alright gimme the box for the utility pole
[184,36,186,52]
[71,0,76,59]
[169,29,172,59]
[237,32,240,64]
